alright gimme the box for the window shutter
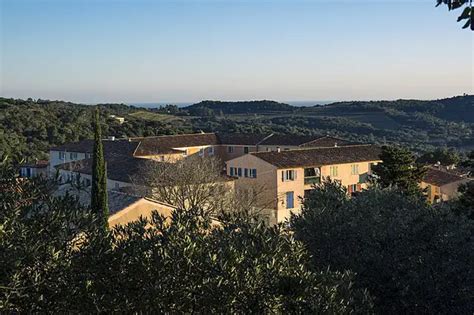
[282,171,285,182]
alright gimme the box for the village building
[421,166,471,203]
[225,144,382,224]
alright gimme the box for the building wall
[215,145,257,161]
[226,156,380,224]
[19,166,48,178]
[50,150,89,169]
[421,179,471,203]
[256,145,300,152]
[225,154,278,224]
[108,199,176,227]
[57,169,131,190]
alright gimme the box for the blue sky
[1,0,472,104]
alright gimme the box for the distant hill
[184,100,295,115]
[316,95,474,123]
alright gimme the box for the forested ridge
[1,95,472,163]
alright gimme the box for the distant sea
[128,101,335,109]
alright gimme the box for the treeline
[1,95,473,163]
[0,98,194,163]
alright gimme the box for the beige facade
[108,198,176,227]
[420,179,470,203]
[226,154,380,224]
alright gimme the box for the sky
[0,0,473,104]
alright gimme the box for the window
[351,164,359,175]
[251,169,257,178]
[348,184,357,194]
[330,166,338,177]
[199,148,204,156]
[160,155,165,162]
[70,152,78,160]
[209,146,214,156]
[282,170,296,181]
[244,146,249,154]
[115,183,120,190]
[182,150,188,157]
[229,167,235,176]
[59,152,65,160]
[237,168,242,177]
[286,192,294,209]
[244,168,249,177]
[227,146,234,153]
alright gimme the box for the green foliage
[0,97,194,165]
[91,109,109,229]
[0,158,98,311]
[372,146,427,196]
[417,148,461,165]
[455,181,474,219]
[186,100,295,115]
[291,182,474,313]
[436,0,473,30]
[0,161,372,313]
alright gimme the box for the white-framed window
[244,146,249,154]
[244,168,249,177]
[282,170,296,181]
[237,167,242,177]
[70,152,78,160]
[209,146,215,156]
[351,164,359,175]
[330,166,338,177]
[227,146,234,153]
[59,152,66,160]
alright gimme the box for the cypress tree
[91,107,109,229]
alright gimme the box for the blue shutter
[230,167,234,176]
[238,168,242,177]
[286,192,294,209]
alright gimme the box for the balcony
[304,176,321,185]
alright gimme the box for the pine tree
[372,146,426,196]
[91,107,109,229]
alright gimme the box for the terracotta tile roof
[133,133,219,156]
[216,133,356,147]
[423,167,468,187]
[51,139,140,156]
[54,184,176,215]
[50,133,357,158]
[251,145,382,168]
[299,136,357,148]
[20,160,49,168]
[216,133,269,145]
[55,154,152,183]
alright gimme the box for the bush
[291,182,474,314]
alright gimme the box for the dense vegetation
[1,95,473,164]
[2,154,473,312]
[291,182,474,313]
[0,162,372,313]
